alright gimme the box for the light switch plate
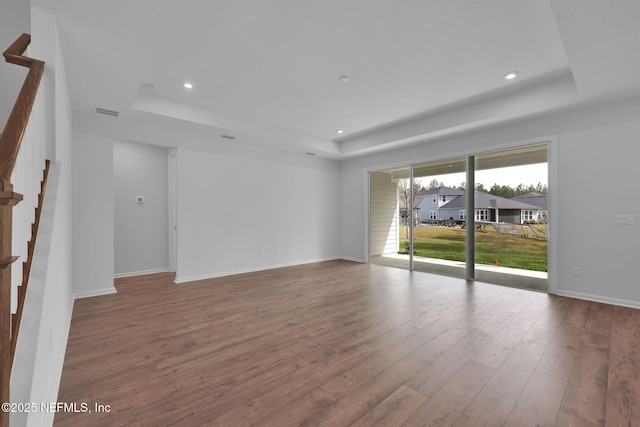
[615,214,635,225]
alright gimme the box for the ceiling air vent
[221,134,236,140]
[95,107,119,117]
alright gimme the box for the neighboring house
[512,192,548,223]
[418,186,465,221]
[439,191,542,224]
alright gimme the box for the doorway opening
[368,144,548,292]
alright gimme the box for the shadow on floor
[371,255,547,292]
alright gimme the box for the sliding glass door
[368,144,549,292]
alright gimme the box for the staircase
[0,34,46,427]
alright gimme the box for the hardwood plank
[319,327,470,426]
[456,295,567,426]
[605,371,640,427]
[504,370,567,427]
[471,294,551,369]
[248,386,337,427]
[404,360,495,427]
[350,385,427,427]
[605,305,640,426]
[53,260,640,426]
[557,342,610,425]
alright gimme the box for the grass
[399,224,548,271]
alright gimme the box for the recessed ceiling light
[183,82,193,89]
[504,71,519,80]
[339,75,350,83]
[337,129,344,134]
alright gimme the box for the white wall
[0,0,29,125]
[72,132,115,297]
[340,96,640,308]
[11,8,75,427]
[175,147,341,282]
[556,120,640,306]
[113,141,169,277]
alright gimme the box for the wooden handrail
[0,34,45,181]
[1,33,45,427]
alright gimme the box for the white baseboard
[339,256,366,263]
[73,287,118,300]
[554,289,640,310]
[114,267,169,279]
[174,256,342,284]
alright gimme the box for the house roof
[440,191,540,210]
[17,1,640,160]
[512,192,548,210]
[424,186,465,196]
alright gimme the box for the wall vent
[95,107,119,117]
[140,83,158,92]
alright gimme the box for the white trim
[365,135,555,175]
[546,135,559,295]
[114,267,170,279]
[73,287,118,299]
[555,289,640,310]
[168,148,177,272]
[174,257,342,284]
[365,168,371,264]
[340,256,366,263]
[475,209,489,221]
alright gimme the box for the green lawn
[399,225,547,271]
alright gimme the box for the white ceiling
[21,0,640,158]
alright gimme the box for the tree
[475,183,488,193]
[427,179,443,190]
[485,182,548,197]
[535,182,548,194]
[489,183,516,199]
[398,179,427,238]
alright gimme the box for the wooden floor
[55,260,639,426]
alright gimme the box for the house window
[475,209,489,221]
[432,195,437,203]
[429,210,437,220]
[441,195,447,202]
[522,210,534,222]
[459,210,466,221]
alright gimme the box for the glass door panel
[410,158,467,279]
[473,145,548,290]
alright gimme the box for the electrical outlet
[571,267,581,277]
[259,249,264,256]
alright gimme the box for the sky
[417,163,548,189]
